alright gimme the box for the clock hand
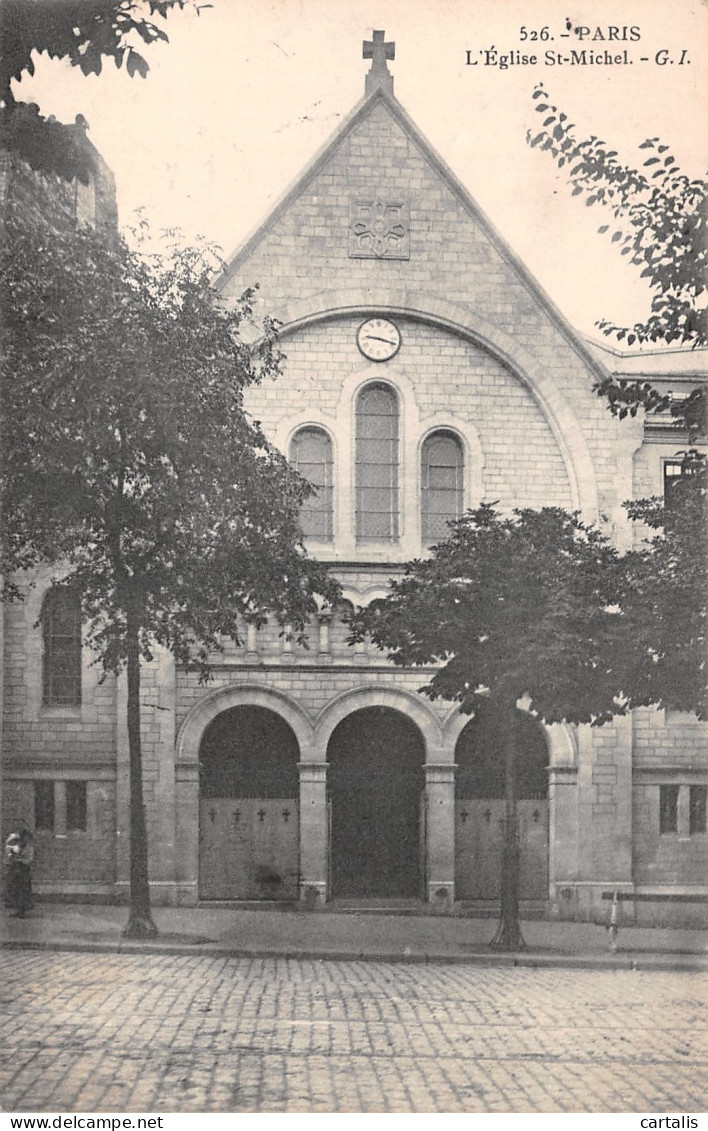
[365,335,397,345]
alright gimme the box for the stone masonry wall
[220,98,627,523]
[244,316,572,516]
[2,573,118,890]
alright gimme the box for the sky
[12,0,708,340]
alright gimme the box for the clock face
[356,318,401,362]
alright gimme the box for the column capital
[425,763,456,783]
[297,761,328,782]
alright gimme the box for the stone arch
[273,411,338,457]
[187,687,312,902]
[441,705,576,768]
[271,292,600,519]
[315,685,444,756]
[356,584,392,606]
[453,705,549,800]
[418,413,485,510]
[176,683,315,766]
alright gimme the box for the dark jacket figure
[3,829,34,917]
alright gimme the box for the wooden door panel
[199,797,298,900]
[455,799,548,900]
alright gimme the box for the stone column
[574,713,634,921]
[548,763,578,918]
[114,671,130,901]
[610,424,644,550]
[54,780,68,837]
[174,760,200,905]
[150,646,177,904]
[424,762,456,910]
[245,623,259,664]
[114,646,179,906]
[298,761,328,907]
[281,625,294,665]
[317,613,332,665]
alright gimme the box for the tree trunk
[490,703,526,950]
[122,608,157,938]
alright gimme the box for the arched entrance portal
[327,707,425,898]
[199,706,299,900]
[455,706,549,901]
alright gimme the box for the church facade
[2,35,707,924]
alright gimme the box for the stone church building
[2,34,707,923]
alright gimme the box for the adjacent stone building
[2,35,706,923]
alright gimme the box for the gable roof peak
[363,30,395,96]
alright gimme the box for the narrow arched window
[42,588,82,706]
[421,431,464,544]
[356,383,399,543]
[290,427,334,541]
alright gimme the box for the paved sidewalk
[2,901,706,970]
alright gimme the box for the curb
[2,937,707,972]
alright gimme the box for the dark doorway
[199,706,300,900]
[327,706,425,898]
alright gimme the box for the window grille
[355,384,399,543]
[663,459,696,510]
[290,427,334,541]
[42,588,81,706]
[421,431,464,543]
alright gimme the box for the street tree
[621,456,707,721]
[350,506,628,950]
[527,85,707,437]
[1,216,337,937]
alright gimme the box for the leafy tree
[527,90,706,720]
[351,506,628,949]
[527,85,707,437]
[621,455,707,720]
[1,1,200,180]
[1,217,337,936]
[1,0,193,100]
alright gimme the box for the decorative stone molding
[176,683,315,765]
[419,413,486,510]
[271,291,600,520]
[441,706,577,768]
[349,197,410,259]
[314,684,444,753]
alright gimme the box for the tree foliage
[354,506,627,725]
[528,84,707,349]
[1,0,192,102]
[0,1,200,179]
[1,216,337,933]
[350,505,631,949]
[2,217,335,649]
[350,496,706,946]
[621,455,708,720]
[527,85,707,439]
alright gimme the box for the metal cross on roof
[363,30,395,95]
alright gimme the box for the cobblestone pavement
[1,952,706,1113]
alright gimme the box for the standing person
[3,828,34,918]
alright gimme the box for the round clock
[356,317,401,362]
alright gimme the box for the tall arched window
[42,588,82,706]
[289,427,334,541]
[356,383,399,543]
[421,430,464,544]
